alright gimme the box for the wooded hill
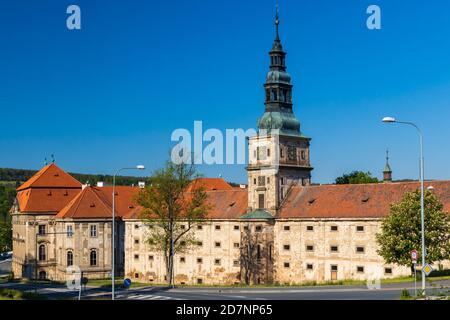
[0,167,145,187]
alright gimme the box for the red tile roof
[186,178,233,192]
[56,186,140,219]
[17,163,82,191]
[123,188,248,220]
[16,188,81,213]
[15,163,82,213]
[279,181,450,219]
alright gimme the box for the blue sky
[1,0,450,184]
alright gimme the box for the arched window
[280,89,286,102]
[38,244,46,261]
[38,270,46,280]
[270,89,277,101]
[90,249,97,266]
[67,251,73,266]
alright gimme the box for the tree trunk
[168,218,174,286]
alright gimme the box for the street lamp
[382,117,426,293]
[112,165,145,300]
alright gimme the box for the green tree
[136,160,210,285]
[335,171,379,184]
[376,190,450,274]
[0,220,12,253]
[0,185,15,253]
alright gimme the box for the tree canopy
[376,189,450,269]
[335,171,379,184]
[0,185,15,253]
[136,160,210,285]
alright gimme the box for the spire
[257,4,302,136]
[383,149,392,182]
[271,3,283,53]
[275,3,280,41]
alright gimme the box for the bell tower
[247,8,313,215]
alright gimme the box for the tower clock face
[288,146,297,160]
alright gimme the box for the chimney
[138,181,146,189]
[96,181,104,187]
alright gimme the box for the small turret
[383,150,392,182]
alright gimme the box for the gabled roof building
[11,11,450,285]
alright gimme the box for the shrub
[400,289,411,300]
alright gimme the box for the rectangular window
[180,225,186,230]
[214,259,221,265]
[280,148,284,158]
[284,262,290,268]
[134,254,139,260]
[356,246,365,253]
[197,241,203,246]
[331,265,338,272]
[197,278,203,284]
[233,260,239,267]
[67,225,73,237]
[306,245,314,252]
[330,226,338,231]
[180,257,185,263]
[134,239,139,244]
[357,266,364,273]
[306,264,314,270]
[149,255,154,261]
[215,242,221,248]
[255,225,262,232]
[134,224,139,229]
[38,225,46,235]
[306,225,314,231]
[284,225,290,231]
[283,244,290,251]
[258,194,265,209]
[197,258,203,264]
[384,267,393,275]
[330,246,339,252]
[90,225,97,237]
[197,225,203,230]
[215,225,221,230]
[234,225,239,230]
[234,242,240,248]
[356,226,365,232]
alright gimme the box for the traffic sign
[422,264,433,276]
[123,278,132,289]
[411,249,418,261]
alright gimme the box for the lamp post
[111,165,145,300]
[382,117,426,293]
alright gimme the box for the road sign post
[123,278,132,290]
[411,250,418,296]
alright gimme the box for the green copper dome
[266,70,291,84]
[258,111,301,136]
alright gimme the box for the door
[330,265,338,281]
[258,194,265,209]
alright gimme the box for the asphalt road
[1,260,449,300]
[1,279,449,300]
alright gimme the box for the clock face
[288,146,297,161]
